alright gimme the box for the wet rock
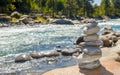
[11,11,21,18]
[29,52,44,59]
[84,34,99,42]
[61,49,78,56]
[43,50,60,57]
[51,19,74,25]
[83,26,100,35]
[15,54,32,63]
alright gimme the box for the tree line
[0,0,120,18]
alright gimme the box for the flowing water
[0,19,120,74]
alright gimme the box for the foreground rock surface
[42,58,120,75]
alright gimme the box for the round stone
[84,34,99,42]
[83,26,100,35]
[84,21,98,28]
[77,53,101,63]
[79,40,103,46]
[81,46,101,55]
[79,60,101,69]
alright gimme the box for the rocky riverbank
[0,11,108,27]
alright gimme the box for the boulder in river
[43,50,60,57]
[15,54,32,63]
[61,49,78,56]
[51,19,74,25]
[29,52,44,59]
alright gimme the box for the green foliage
[1,0,120,18]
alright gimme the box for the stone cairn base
[77,21,102,69]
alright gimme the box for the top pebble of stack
[83,21,100,35]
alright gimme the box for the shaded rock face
[77,21,102,69]
[74,36,84,45]
[51,19,74,25]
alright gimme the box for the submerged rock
[15,54,32,63]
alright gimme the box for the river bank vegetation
[0,0,120,24]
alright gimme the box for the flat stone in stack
[78,21,102,69]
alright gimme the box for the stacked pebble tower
[77,21,103,69]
